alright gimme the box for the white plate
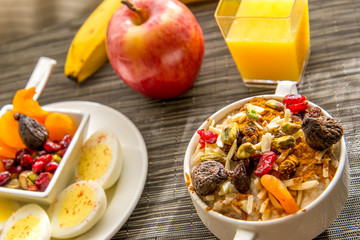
[45,101,148,240]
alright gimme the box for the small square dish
[0,104,89,205]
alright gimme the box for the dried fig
[302,115,343,151]
[192,161,229,196]
[14,113,49,150]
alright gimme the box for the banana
[64,0,122,83]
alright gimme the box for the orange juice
[216,0,310,86]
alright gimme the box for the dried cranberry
[9,165,22,174]
[1,159,14,170]
[0,171,11,186]
[34,172,52,192]
[57,149,67,158]
[43,140,62,153]
[20,154,34,169]
[254,151,277,178]
[45,162,58,173]
[197,129,218,149]
[15,148,31,164]
[36,150,47,157]
[283,94,308,113]
[32,161,45,174]
[60,135,72,149]
[35,154,53,165]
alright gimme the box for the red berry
[32,161,45,174]
[34,172,52,192]
[283,94,308,113]
[60,135,72,149]
[1,159,14,170]
[45,162,58,173]
[197,129,218,149]
[0,171,11,186]
[43,141,62,153]
[10,165,22,174]
[15,148,31,164]
[35,154,53,165]
[254,151,277,178]
[20,154,34,169]
[57,149,67,158]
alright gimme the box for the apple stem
[121,0,147,24]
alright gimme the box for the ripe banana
[64,0,122,83]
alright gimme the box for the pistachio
[221,123,239,145]
[245,104,259,121]
[19,171,37,190]
[52,154,62,164]
[4,178,20,189]
[281,122,301,135]
[272,135,295,149]
[265,99,285,111]
[236,142,256,159]
[200,153,223,162]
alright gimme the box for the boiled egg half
[0,203,50,240]
[48,180,107,239]
[0,198,20,232]
[75,128,123,190]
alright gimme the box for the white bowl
[0,104,89,205]
[183,82,349,240]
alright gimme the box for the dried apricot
[0,138,18,159]
[260,174,299,214]
[12,87,49,123]
[0,111,26,149]
[45,113,77,141]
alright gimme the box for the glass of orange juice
[215,0,310,88]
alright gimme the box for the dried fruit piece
[12,87,48,123]
[231,161,251,193]
[34,172,52,192]
[14,113,49,150]
[197,129,218,149]
[283,94,308,113]
[279,155,299,179]
[0,171,11,186]
[0,111,26,149]
[254,151,277,178]
[260,174,299,214]
[192,160,229,196]
[44,113,77,141]
[302,116,343,150]
[0,138,18,159]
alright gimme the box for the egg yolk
[5,216,40,240]
[0,199,17,223]
[58,184,95,228]
[77,144,112,180]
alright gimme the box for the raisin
[231,161,250,193]
[254,151,277,178]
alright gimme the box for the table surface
[0,0,359,239]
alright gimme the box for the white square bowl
[0,104,89,205]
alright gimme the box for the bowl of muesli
[184,81,349,240]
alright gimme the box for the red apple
[106,0,204,99]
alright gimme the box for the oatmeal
[189,95,343,221]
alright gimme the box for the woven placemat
[0,0,359,239]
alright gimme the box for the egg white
[0,203,50,240]
[48,180,107,239]
[75,128,123,190]
[0,199,20,232]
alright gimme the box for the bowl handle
[275,81,298,96]
[25,56,57,101]
[233,229,256,240]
